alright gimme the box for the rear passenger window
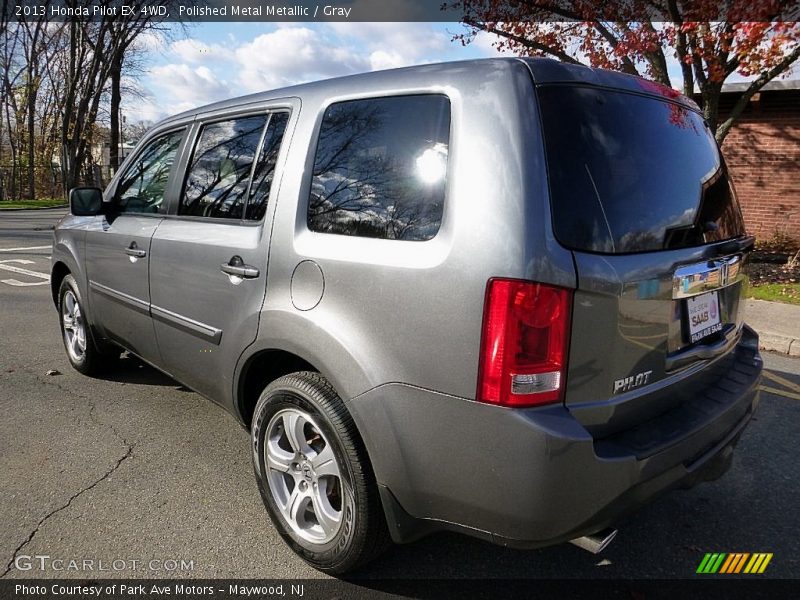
[246,112,289,221]
[181,115,268,219]
[307,95,450,241]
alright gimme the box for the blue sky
[130,21,774,124]
[130,22,498,122]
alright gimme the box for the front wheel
[251,372,390,574]
[58,274,115,376]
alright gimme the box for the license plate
[686,291,722,343]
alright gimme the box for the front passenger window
[115,130,184,214]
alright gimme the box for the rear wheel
[251,372,390,574]
[58,274,116,376]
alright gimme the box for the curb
[758,331,800,357]
[0,204,68,212]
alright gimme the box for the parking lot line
[760,385,800,401]
[0,260,50,281]
[762,370,800,395]
[0,245,52,252]
[1,278,49,286]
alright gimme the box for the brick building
[715,80,800,244]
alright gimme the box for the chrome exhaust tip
[569,528,617,554]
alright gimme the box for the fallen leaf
[45,369,61,376]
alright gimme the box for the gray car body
[51,58,762,548]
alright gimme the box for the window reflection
[116,130,183,214]
[540,87,744,254]
[182,116,267,219]
[416,143,448,185]
[246,112,289,221]
[307,95,451,241]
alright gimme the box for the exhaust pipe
[569,528,617,554]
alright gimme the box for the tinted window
[246,112,289,221]
[538,86,745,254]
[308,95,450,241]
[116,130,183,214]
[181,115,267,219]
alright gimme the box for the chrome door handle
[221,256,259,279]
[125,242,147,258]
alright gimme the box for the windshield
[538,85,746,254]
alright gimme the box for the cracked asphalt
[1,210,799,584]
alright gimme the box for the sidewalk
[745,299,800,357]
[0,204,67,211]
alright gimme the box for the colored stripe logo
[696,553,773,574]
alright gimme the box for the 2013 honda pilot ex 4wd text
[52,58,762,573]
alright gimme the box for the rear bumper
[347,326,762,547]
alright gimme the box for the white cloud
[234,27,369,92]
[329,22,449,69]
[133,31,167,53]
[170,38,234,64]
[135,23,468,123]
[124,100,164,124]
[147,63,230,115]
[470,29,520,57]
[368,50,410,71]
[329,22,447,53]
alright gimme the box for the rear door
[536,85,751,434]
[85,128,186,364]
[148,107,292,403]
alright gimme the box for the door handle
[221,255,259,279]
[125,242,147,258]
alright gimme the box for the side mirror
[69,187,104,216]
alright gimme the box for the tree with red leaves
[450,1,800,142]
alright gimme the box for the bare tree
[106,14,173,173]
[2,3,179,197]
[1,23,24,199]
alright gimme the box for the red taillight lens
[477,279,572,407]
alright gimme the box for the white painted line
[0,262,50,281]
[1,278,49,287]
[0,245,52,252]
[0,259,35,265]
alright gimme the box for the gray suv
[52,58,762,573]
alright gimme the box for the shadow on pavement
[98,352,190,390]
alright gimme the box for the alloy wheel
[264,407,346,544]
[61,290,87,362]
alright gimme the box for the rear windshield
[538,86,745,254]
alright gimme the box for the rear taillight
[477,279,572,408]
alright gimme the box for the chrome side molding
[672,254,743,299]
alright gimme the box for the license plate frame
[685,291,723,343]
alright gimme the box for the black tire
[251,371,390,574]
[58,274,117,376]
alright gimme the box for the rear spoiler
[716,236,755,256]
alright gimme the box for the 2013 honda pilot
[52,58,762,573]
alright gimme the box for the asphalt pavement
[0,209,798,584]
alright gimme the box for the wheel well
[238,350,316,429]
[51,262,70,307]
